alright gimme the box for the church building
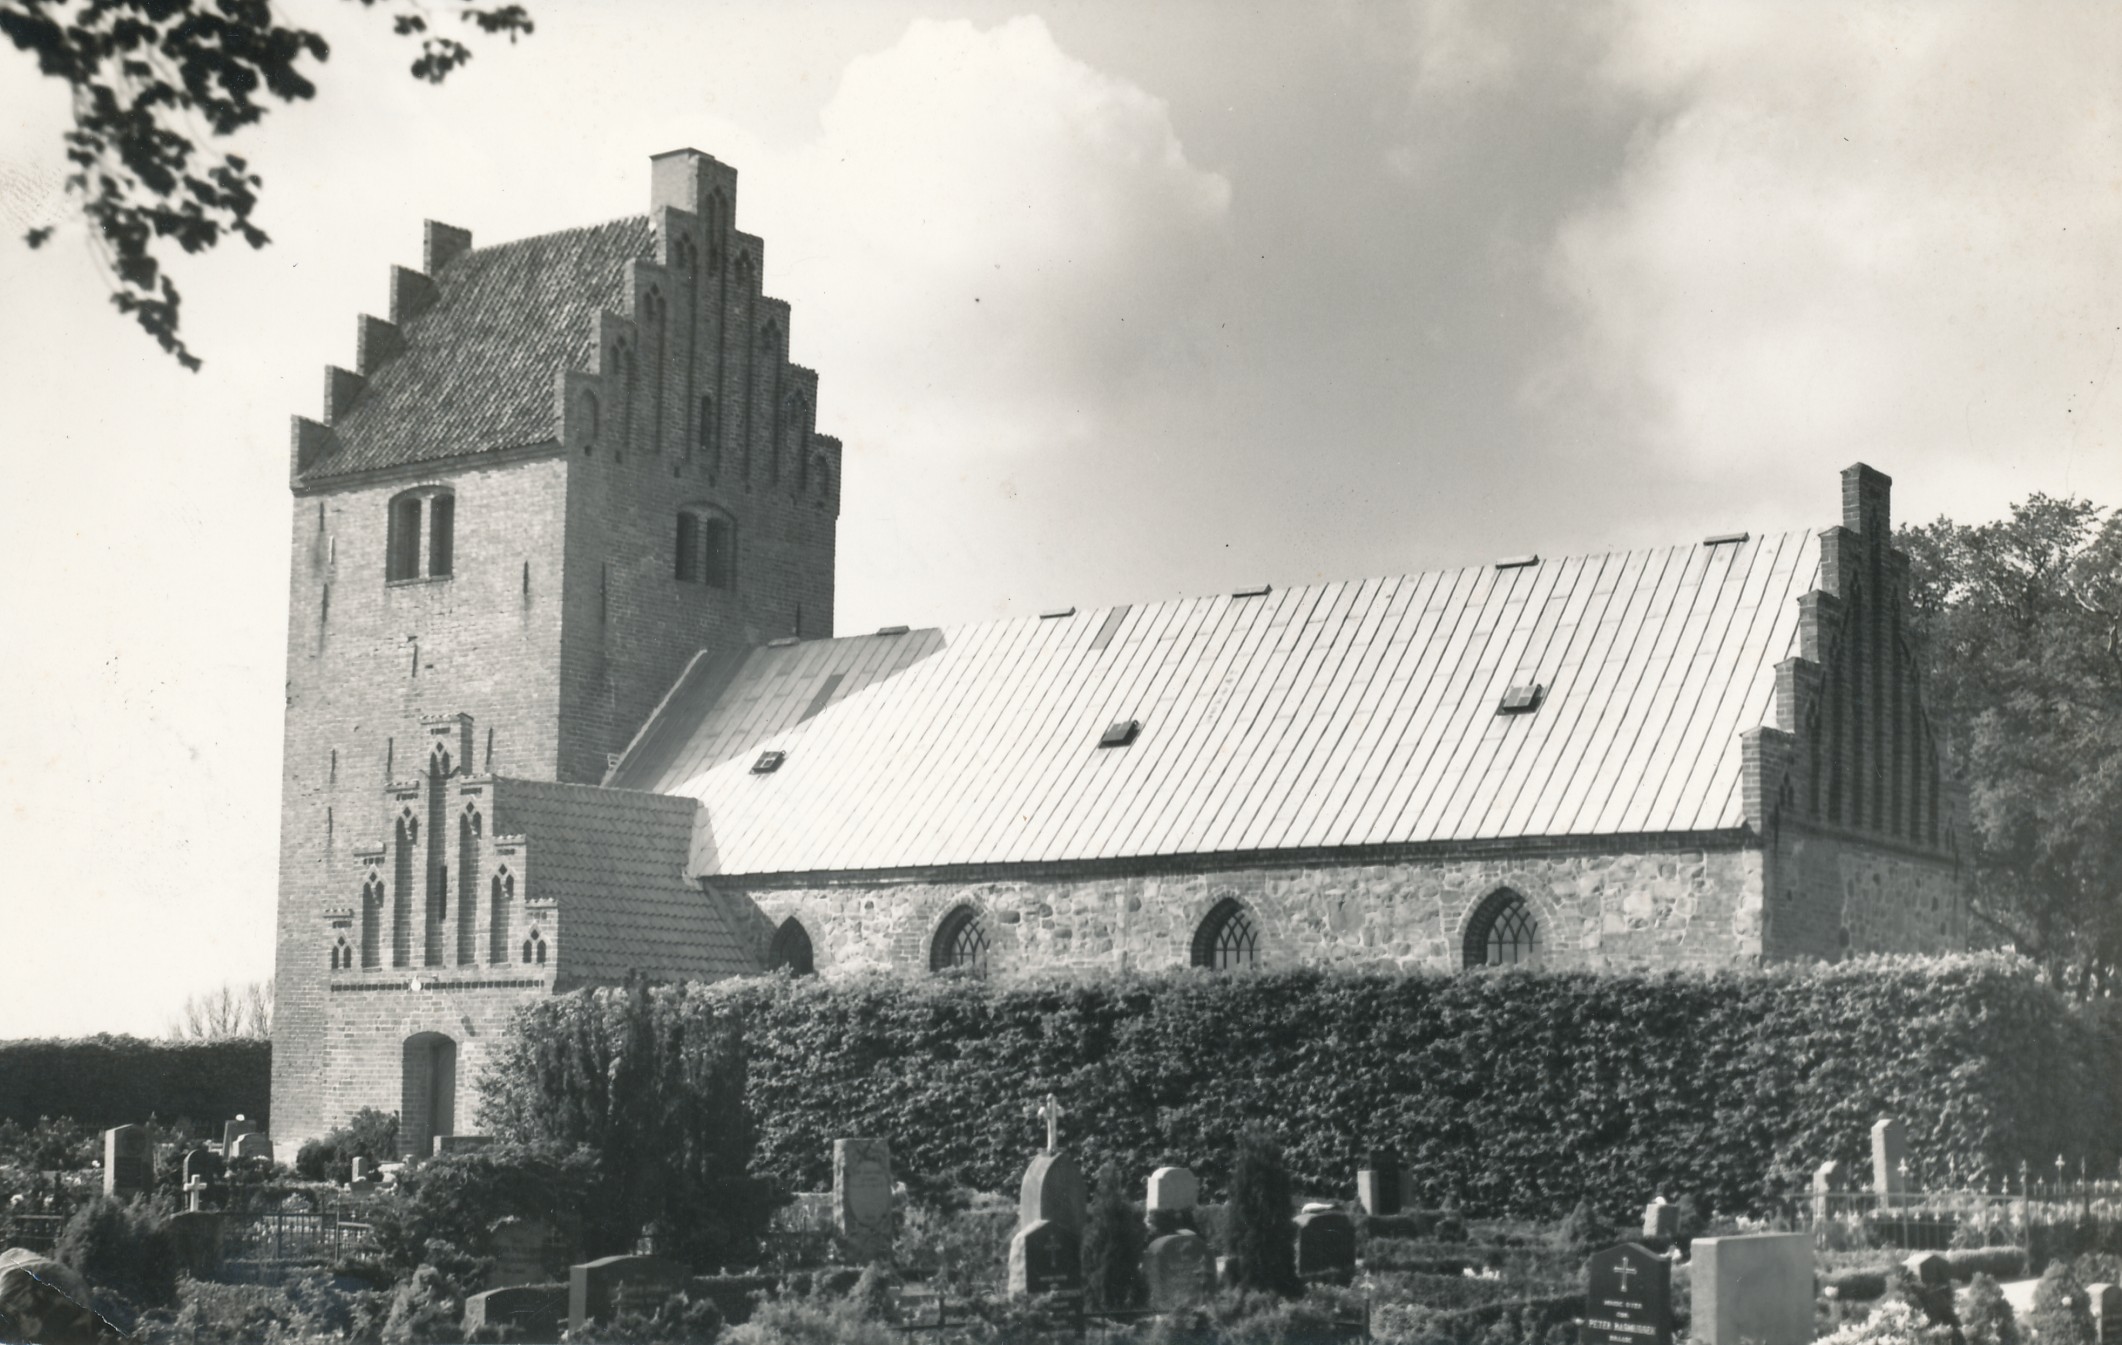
[271,150,1968,1151]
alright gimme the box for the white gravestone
[833,1138,894,1262]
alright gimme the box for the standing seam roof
[609,532,1821,875]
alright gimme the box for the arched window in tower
[331,935,351,971]
[675,505,735,589]
[768,917,815,976]
[457,805,480,966]
[578,389,599,454]
[521,929,548,966]
[930,905,989,976]
[489,867,513,965]
[1190,898,1260,971]
[1463,889,1539,969]
[780,391,809,490]
[386,488,455,582]
[361,874,383,968]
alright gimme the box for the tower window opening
[675,506,735,589]
[386,488,455,582]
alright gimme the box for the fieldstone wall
[733,840,1770,980]
[1765,822,1966,962]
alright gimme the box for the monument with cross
[1007,1092,1086,1297]
[1039,1093,1064,1153]
[1585,1243,1672,1345]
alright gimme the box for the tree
[3,0,532,370]
[166,976,273,1039]
[1900,496,2122,996]
[1224,1129,1299,1298]
[1081,1158,1145,1311]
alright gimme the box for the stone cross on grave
[1615,1260,1638,1292]
[1040,1094,1065,1154]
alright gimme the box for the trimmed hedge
[0,1036,268,1132]
[485,955,2122,1222]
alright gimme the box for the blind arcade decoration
[1585,1243,1673,1345]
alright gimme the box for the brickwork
[731,838,1771,978]
[1763,823,1966,961]
[274,151,839,1143]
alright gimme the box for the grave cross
[1615,1260,1638,1292]
[1039,1093,1065,1153]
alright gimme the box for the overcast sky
[1,0,2117,1039]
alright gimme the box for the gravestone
[2089,1283,2120,1345]
[467,1284,569,1342]
[1692,1232,1813,1345]
[1357,1150,1405,1216]
[350,1157,370,1183]
[181,1148,221,1198]
[1018,1152,1087,1235]
[1642,1198,1678,1242]
[568,1255,686,1330]
[167,1211,225,1277]
[1872,1117,1906,1206]
[221,1116,260,1150]
[1144,1230,1212,1311]
[1146,1166,1199,1213]
[1812,1160,1843,1223]
[1585,1243,1673,1345]
[103,1125,152,1198]
[232,1133,274,1164]
[490,1217,557,1289]
[1904,1252,1949,1288]
[1293,1208,1356,1285]
[1007,1218,1082,1297]
[433,1134,493,1157]
[834,1138,894,1262]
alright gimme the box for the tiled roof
[305,218,656,480]
[611,530,1822,875]
[496,779,757,979]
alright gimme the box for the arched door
[401,1032,457,1158]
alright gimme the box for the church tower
[271,151,839,1141]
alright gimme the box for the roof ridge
[447,214,654,265]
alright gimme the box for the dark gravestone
[1585,1243,1674,1345]
[103,1125,152,1198]
[1293,1209,1356,1285]
[489,1217,558,1289]
[1144,1230,1212,1311]
[1008,1218,1082,1297]
[1358,1151,1404,1216]
[221,1117,260,1151]
[1018,1151,1086,1236]
[231,1133,274,1164]
[167,1212,225,1277]
[569,1255,686,1330]
[466,1283,569,1341]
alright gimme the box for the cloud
[1529,1,2122,512]
[748,16,1233,459]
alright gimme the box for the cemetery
[3,957,2122,1343]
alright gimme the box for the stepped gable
[296,216,657,482]
[612,528,1837,876]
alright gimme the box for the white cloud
[1532,1,2122,516]
[747,16,1233,458]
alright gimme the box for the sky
[0,0,2117,1038]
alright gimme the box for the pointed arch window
[1190,898,1259,971]
[675,505,735,589]
[489,867,514,965]
[1463,889,1539,969]
[361,874,384,969]
[522,928,547,966]
[386,488,454,582]
[769,917,815,976]
[930,905,989,976]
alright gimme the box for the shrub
[1959,1273,2021,1345]
[54,1195,178,1316]
[2030,1262,2097,1345]
[549,956,2122,1223]
[366,1142,613,1273]
[0,1038,268,1132]
[296,1107,401,1183]
[1082,1159,1146,1311]
[892,1192,1013,1298]
[479,977,777,1269]
[1225,1130,1298,1298]
[1556,1198,1614,1250]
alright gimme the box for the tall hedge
[0,1036,269,1132]
[483,955,2122,1221]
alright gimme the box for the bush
[137,1273,387,1345]
[1556,1198,1614,1250]
[1082,1159,1146,1311]
[366,1142,612,1274]
[479,977,777,1269]
[1959,1273,2021,1345]
[0,1038,268,1132]
[517,955,2122,1224]
[54,1195,178,1318]
[1225,1131,1298,1298]
[296,1107,401,1183]
[891,1192,1013,1298]
[2030,1262,2097,1345]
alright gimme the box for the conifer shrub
[1081,1159,1146,1311]
[1959,1273,2022,1345]
[54,1195,178,1318]
[1226,1131,1299,1298]
[2030,1262,2097,1345]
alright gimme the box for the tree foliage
[3,0,532,369]
[1901,496,2122,994]
[1080,1158,1145,1311]
[1225,1130,1299,1298]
